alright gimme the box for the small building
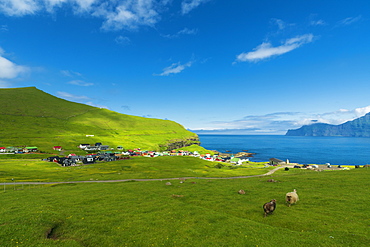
[99,145,109,150]
[23,147,38,153]
[79,144,90,149]
[269,158,286,166]
[53,146,62,151]
[85,146,99,152]
[0,147,6,152]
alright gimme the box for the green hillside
[0,87,199,152]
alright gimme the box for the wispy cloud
[0,24,8,31]
[57,91,91,101]
[308,14,326,26]
[61,70,83,77]
[271,18,286,30]
[0,0,170,31]
[163,27,198,38]
[0,0,40,16]
[181,0,210,15]
[235,34,314,63]
[338,15,362,26]
[0,48,29,80]
[57,91,108,109]
[94,0,161,31]
[310,19,326,26]
[115,35,131,45]
[193,106,370,134]
[155,61,193,76]
[67,80,94,86]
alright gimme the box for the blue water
[198,135,370,165]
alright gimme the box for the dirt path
[0,166,284,185]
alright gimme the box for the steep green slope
[0,87,199,152]
[286,112,370,136]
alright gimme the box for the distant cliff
[286,112,370,137]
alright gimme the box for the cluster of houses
[44,152,130,166]
[0,146,38,153]
[45,149,251,167]
[1,142,252,166]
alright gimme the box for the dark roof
[269,158,285,163]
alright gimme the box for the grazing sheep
[238,189,246,194]
[286,189,299,207]
[263,199,276,217]
[267,179,277,182]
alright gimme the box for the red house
[53,146,62,151]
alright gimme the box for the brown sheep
[263,199,276,217]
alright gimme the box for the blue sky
[1,0,370,134]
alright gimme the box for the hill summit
[0,87,199,152]
[286,112,370,137]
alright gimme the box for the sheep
[285,189,299,207]
[238,189,246,194]
[263,199,276,217]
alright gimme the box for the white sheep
[285,189,299,207]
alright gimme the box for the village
[0,143,253,167]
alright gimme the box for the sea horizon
[198,134,370,166]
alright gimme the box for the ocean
[198,135,370,165]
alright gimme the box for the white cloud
[338,15,362,26]
[0,52,29,79]
[163,27,198,38]
[0,0,40,16]
[178,27,197,35]
[181,0,209,15]
[57,91,91,101]
[354,106,370,117]
[0,0,169,31]
[271,18,285,30]
[310,19,326,26]
[193,106,370,134]
[115,35,131,45]
[0,24,8,31]
[155,61,193,76]
[61,69,82,77]
[94,0,161,31]
[57,91,108,108]
[67,80,94,86]
[235,34,314,63]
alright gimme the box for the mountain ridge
[285,112,370,137]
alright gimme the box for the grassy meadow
[0,158,369,246]
[0,87,198,152]
[0,156,271,183]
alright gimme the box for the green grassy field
[0,158,369,246]
[0,156,271,182]
[0,87,198,152]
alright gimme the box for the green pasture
[0,156,270,183]
[0,87,198,152]
[0,167,369,246]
